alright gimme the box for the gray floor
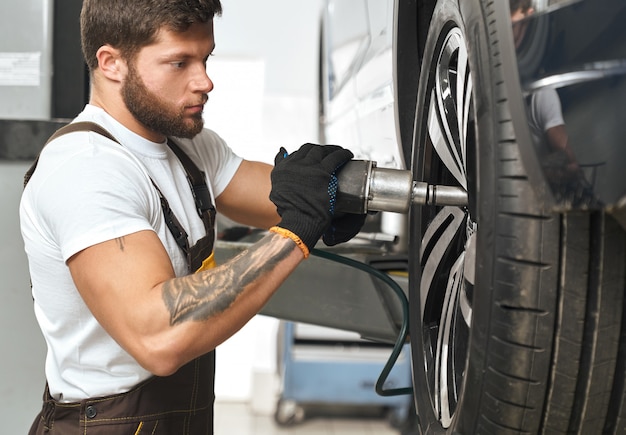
[214,401,400,435]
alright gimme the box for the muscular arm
[69,230,302,376]
[68,158,290,376]
[546,124,580,174]
[216,160,280,229]
[162,234,292,326]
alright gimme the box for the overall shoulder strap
[166,139,216,234]
[23,121,118,187]
[46,121,117,144]
[166,138,217,272]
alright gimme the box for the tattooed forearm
[162,234,294,326]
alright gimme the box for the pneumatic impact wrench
[334,160,468,214]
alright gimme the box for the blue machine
[274,321,412,427]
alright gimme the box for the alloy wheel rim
[418,25,475,428]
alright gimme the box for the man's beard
[121,64,206,139]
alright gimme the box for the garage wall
[0,0,323,432]
[0,162,46,434]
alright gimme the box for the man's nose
[193,67,213,93]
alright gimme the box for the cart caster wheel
[274,399,305,426]
[387,406,409,428]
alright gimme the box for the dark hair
[81,0,222,71]
[510,0,533,13]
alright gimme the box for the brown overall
[27,122,219,434]
[29,353,215,434]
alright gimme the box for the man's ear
[95,45,127,82]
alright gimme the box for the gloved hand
[322,212,367,246]
[270,143,354,256]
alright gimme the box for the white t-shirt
[19,104,242,402]
[527,87,565,146]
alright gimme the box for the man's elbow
[132,338,195,377]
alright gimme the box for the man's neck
[89,93,166,143]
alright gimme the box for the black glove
[270,143,354,252]
[322,212,367,246]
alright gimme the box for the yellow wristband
[269,226,310,259]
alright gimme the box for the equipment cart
[274,321,412,427]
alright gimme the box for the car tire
[408,0,626,434]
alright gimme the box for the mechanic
[511,0,575,170]
[510,0,591,202]
[20,0,364,433]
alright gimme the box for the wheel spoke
[429,29,468,188]
[458,44,472,175]
[420,206,466,320]
[460,231,476,327]
[463,229,477,286]
[428,94,461,187]
[434,253,465,427]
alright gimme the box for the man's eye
[171,62,185,69]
